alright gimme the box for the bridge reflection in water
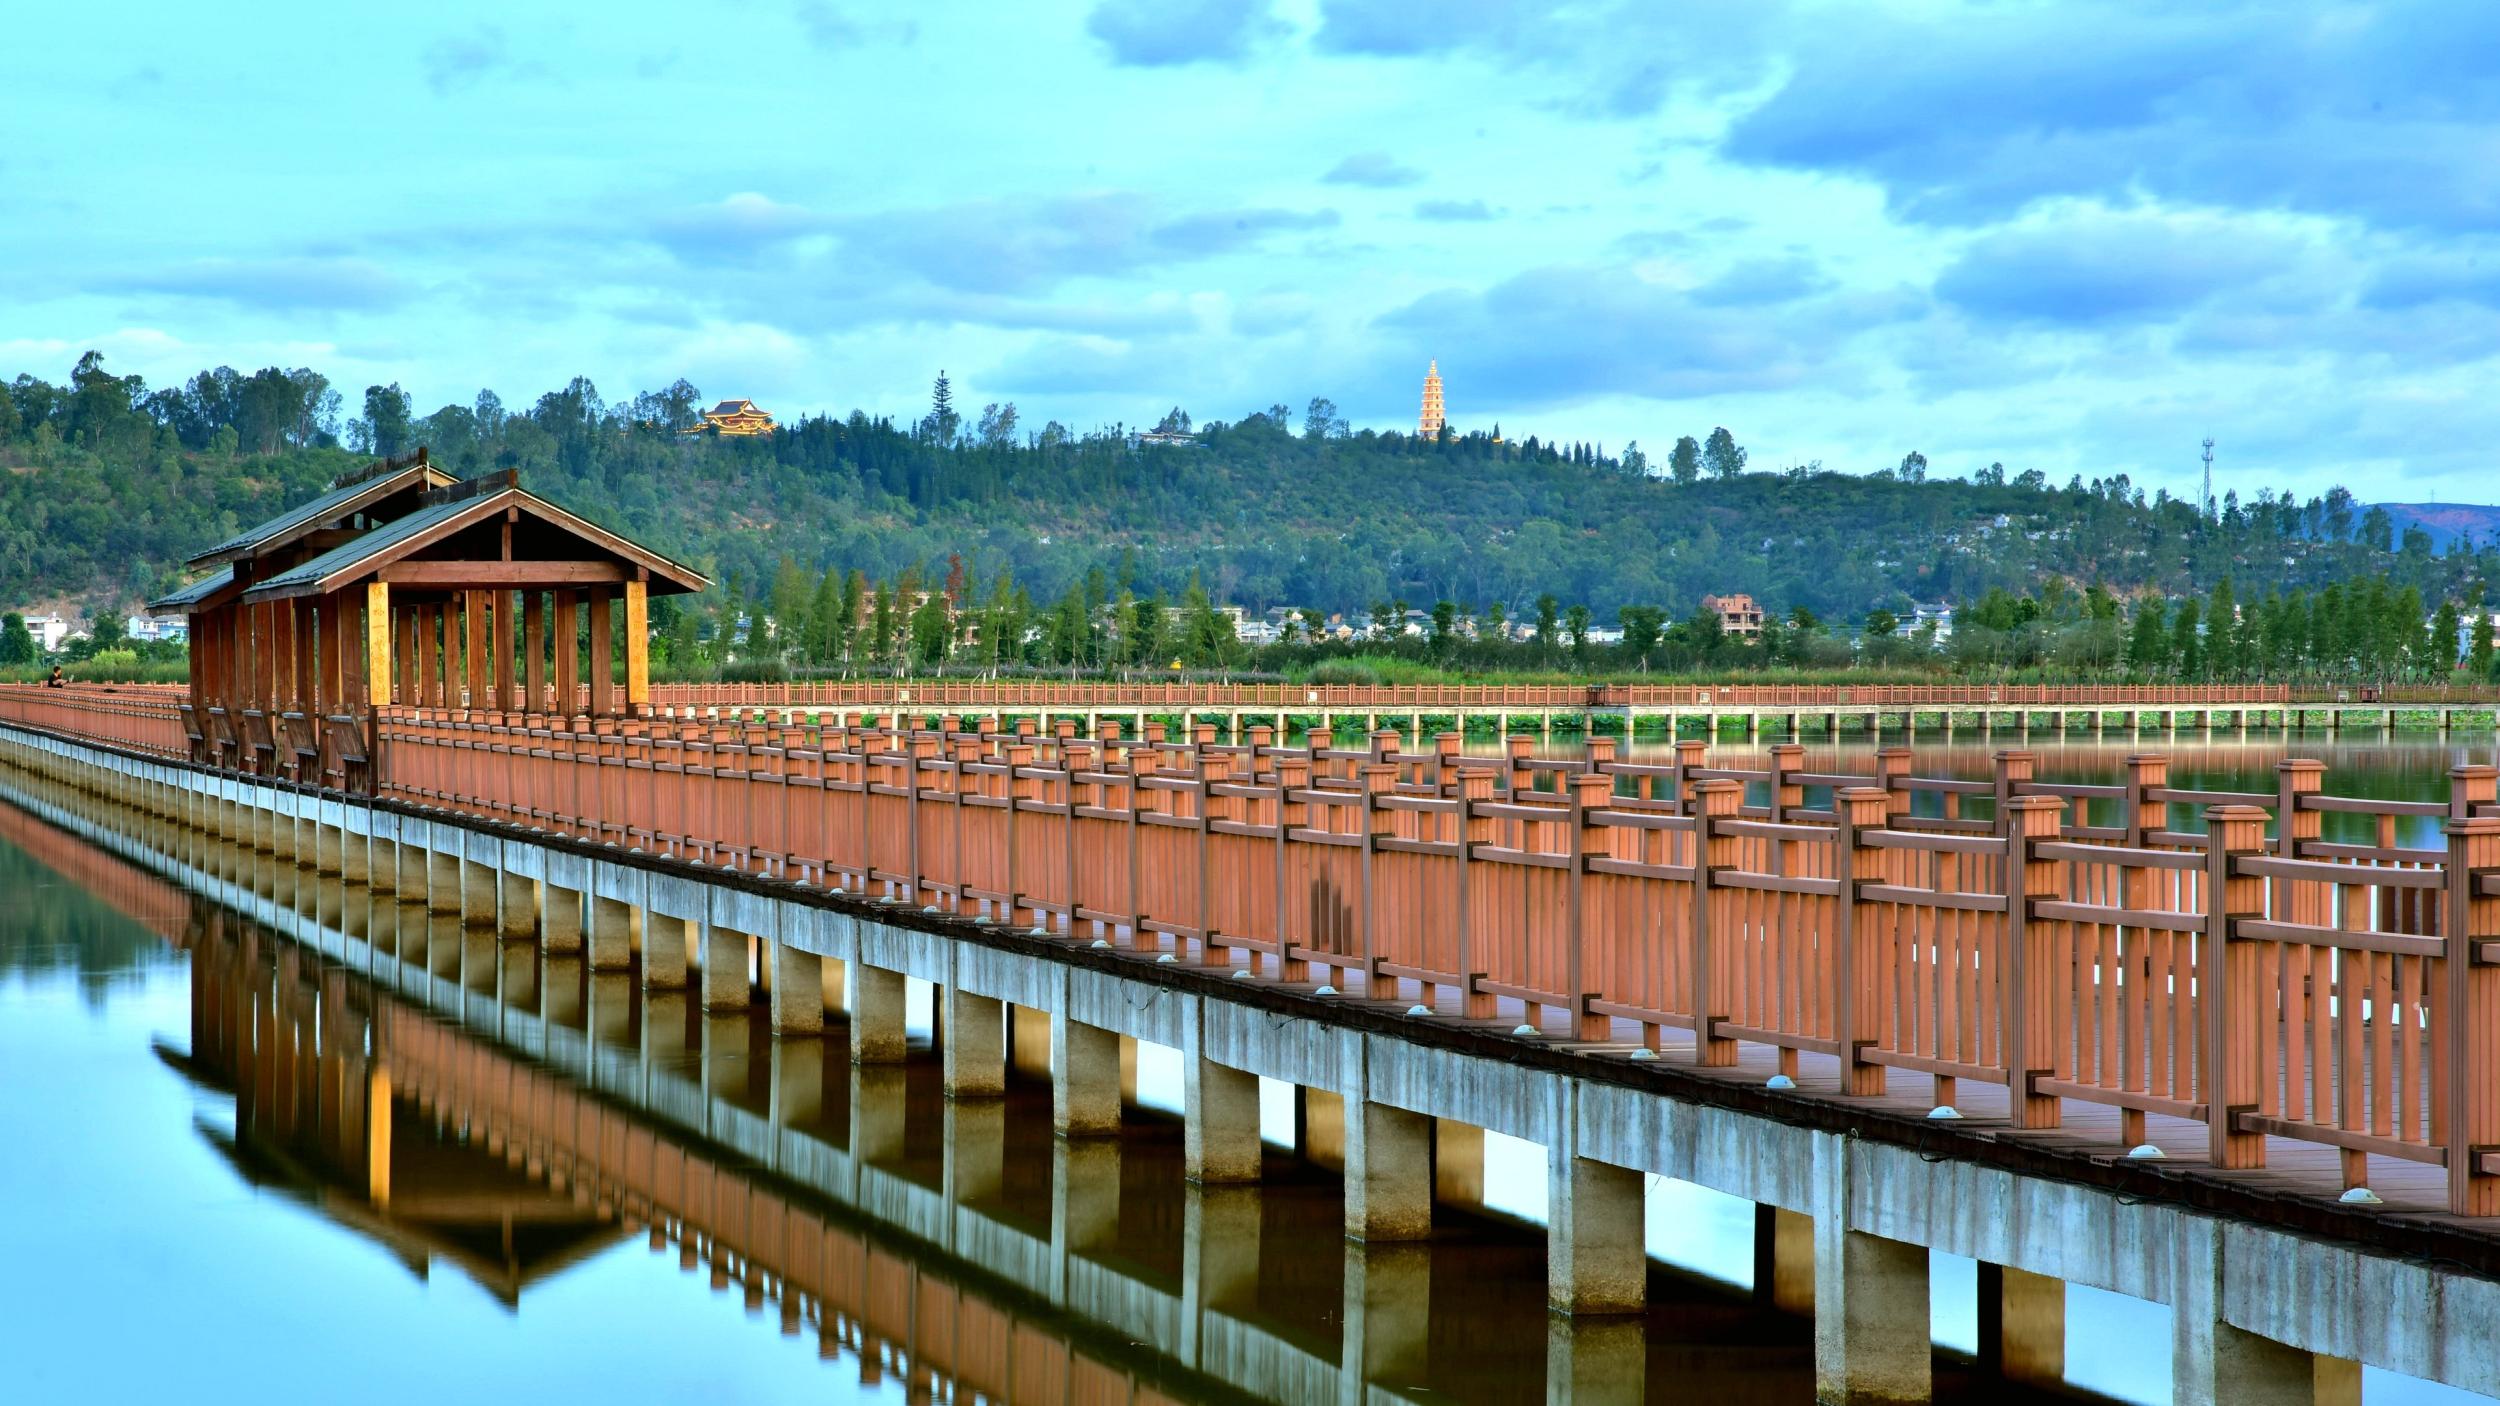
[3,793,2127,1406]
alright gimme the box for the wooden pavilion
[149,448,709,785]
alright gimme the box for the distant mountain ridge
[2377,503,2500,551]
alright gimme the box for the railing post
[1456,771,1496,1018]
[1991,750,2036,833]
[2003,794,2066,1129]
[2201,805,2271,1170]
[1690,778,1743,1066]
[1276,755,1310,982]
[1005,742,1036,927]
[1569,771,1614,1041]
[1359,762,1396,985]
[2444,809,2500,1214]
[1198,752,1229,962]
[1670,739,1705,813]
[1874,747,1911,827]
[1836,787,1889,1095]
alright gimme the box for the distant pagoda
[1417,359,1445,438]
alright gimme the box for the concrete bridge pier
[1184,1022,1261,1183]
[1344,1097,1433,1240]
[459,857,497,928]
[943,984,1005,1096]
[1051,1007,1121,1136]
[589,895,637,969]
[499,869,539,941]
[2171,1219,2360,1406]
[423,849,459,915]
[1813,1131,1932,1406]
[771,941,823,1034]
[542,884,583,954]
[1978,1263,2064,1390]
[643,913,690,989]
[1549,1140,1646,1314]
[1754,1205,1815,1313]
[701,922,753,1011]
[849,962,907,1063]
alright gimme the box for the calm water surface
[1,734,2492,1403]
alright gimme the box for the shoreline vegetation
[6,355,2496,692]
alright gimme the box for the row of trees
[7,351,2498,680]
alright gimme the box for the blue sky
[7,0,2499,503]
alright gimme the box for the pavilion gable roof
[145,564,240,614]
[239,477,709,602]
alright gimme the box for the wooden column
[523,592,547,714]
[553,591,579,716]
[625,577,650,717]
[365,583,392,712]
[492,588,517,711]
[425,604,448,707]
[322,591,348,712]
[463,590,487,709]
[296,598,320,710]
[587,588,613,717]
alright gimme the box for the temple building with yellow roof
[684,399,775,437]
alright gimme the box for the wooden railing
[329,708,2500,1213]
[0,685,190,758]
[12,682,2500,1214]
[640,681,2311,711]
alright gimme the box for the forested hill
[1,355,2490,626]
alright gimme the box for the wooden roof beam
[375,561,629,586]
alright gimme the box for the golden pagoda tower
[1417,359,1445,437]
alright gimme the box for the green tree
[0,612,32,666]
[360,382,413,457]
[923,370,960,445]
[1429,599,1457,652]
[766,555,811,658]
[2127,598,2169,674]
[806,567,844,665]
[2429,599,2463,678]
[2171,599,2204,679]
[1701,426,1747,480]
[1666,435,1701,485]
[1534,594,1560,650]
[2472,608,2496,681]
[908,592,952,667]
[1179,572,1230,667]
[1564,603,1592,666]
[1618,605,1664,664]
[2206,577,2237,680]
[1864,608,1898,637]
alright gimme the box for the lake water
[1,734,2493,1403]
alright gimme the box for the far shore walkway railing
[8,682,2500,1214]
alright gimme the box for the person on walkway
[45,664,66,688]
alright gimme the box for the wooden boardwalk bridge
[12,464,2500,1402]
